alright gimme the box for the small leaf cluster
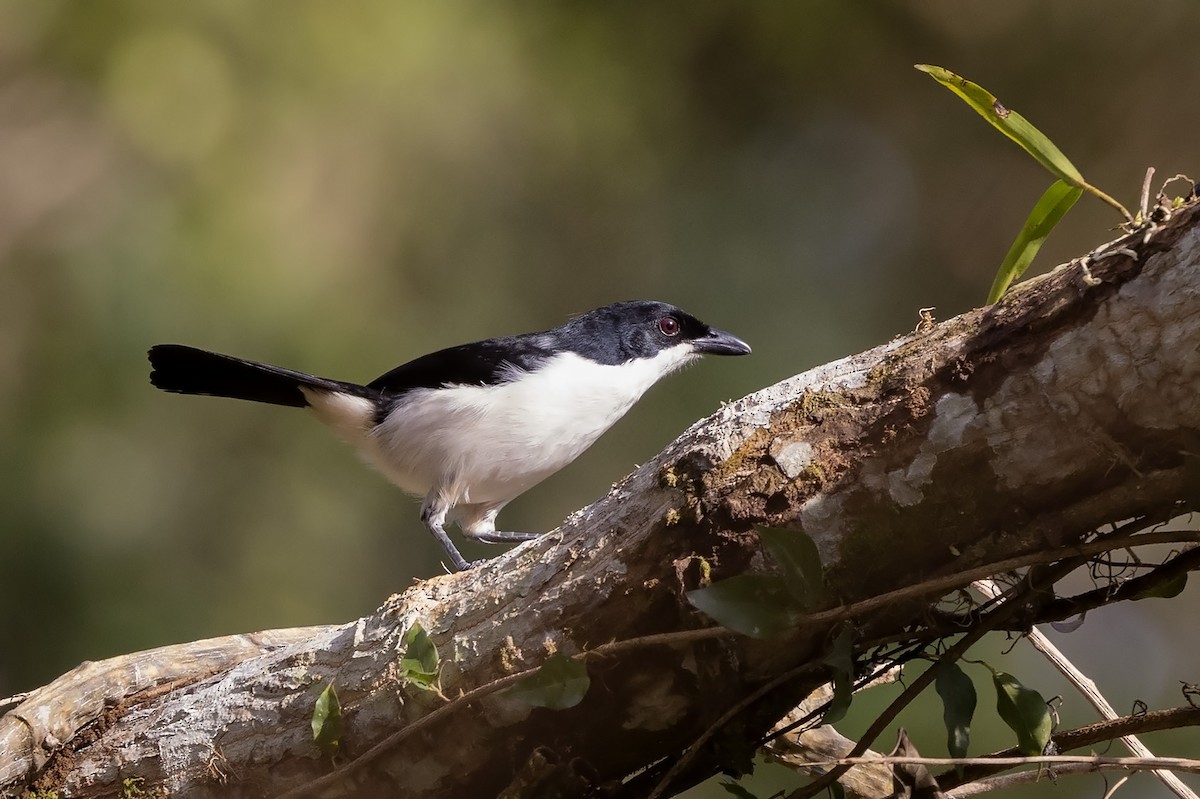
[399,622,441,693]
[935,659,1053,764]
[505,654,591,710]
[308,622,449,758]
[686,528,854,724]
[686,527,824,639]
[685,525,1057,788]
[311,682,343,758]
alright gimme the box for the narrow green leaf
[399,623,440,691]
[719,781,760,799]
[819,628,855,725]
[916,64,1130,219]
[757,527,824,609]
[311,682,343,757]
[915,65,1084,186]
[687,574,802,639]
[935,661,977,768]
[992,671,1052,755]
[1132,572,1188,600]
[987,180,1083,303]
[506,654,590,710]
[830,782,846,799]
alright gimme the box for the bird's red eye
[659,316,680,336]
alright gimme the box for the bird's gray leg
[460,504,540,545]
[420,496,472,572]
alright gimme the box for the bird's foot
[470,530,541,544]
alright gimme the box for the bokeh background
[2,2,1197,797]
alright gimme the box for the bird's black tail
[148,344,372,408]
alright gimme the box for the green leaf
[399,623,441,691]
[719,781,760,799]
[757,527,824,609]
[935,661,977,769]
[915,64,1129,220]
[1132,571,1188,600]
[821,626,855,677]
[506,654,590,710]
[821,671,853,728]
[687,574,802,639]
[311,682,343,757]
[915,65,1084,186]
[986,180,1083,303]
[830,783,846,799]
[992,671,1052,755]
[819,628,855,725]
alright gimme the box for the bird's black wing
[367,335,554,396]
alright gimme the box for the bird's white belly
[369,395,606,503]
[361,349,696,505]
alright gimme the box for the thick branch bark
[4,202,1200,798]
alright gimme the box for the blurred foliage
[1,2,1198,797]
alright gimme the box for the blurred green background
[2,2,1197,797]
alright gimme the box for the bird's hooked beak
[694,327,752,356]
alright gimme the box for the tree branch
[5,201,1200,798]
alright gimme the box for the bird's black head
[553,300,751,365]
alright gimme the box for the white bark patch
[799,492,848,566]
[772,440,815,479]
[861,393,980,507]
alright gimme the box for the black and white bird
[148,300,750,571]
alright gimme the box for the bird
[148,300,751,572]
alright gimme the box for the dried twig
[822,754,1200,775]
